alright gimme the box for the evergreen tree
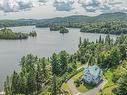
[51,74,57,95]
[27,68,36,95]
[78,37,82,47]
[59,51,68,74]
[4,76,11,95]
[41,57,48,79]
[36,63,43,94]
[18,72,27,94]
[117,73,127,95]
[51,53,59,75]
[11,71,19,94]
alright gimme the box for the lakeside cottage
[83,65,102,84]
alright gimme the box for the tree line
[80,21,127,35]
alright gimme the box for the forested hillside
[0,12,127,28]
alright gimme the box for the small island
[49,25,69,34]
[0,28,37,40]
[60,26,69,34]
[49,25,60,31]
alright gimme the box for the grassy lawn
[62,64,92,94]
[72,71,94,93]
[97,69,117,95]
[77,84,89,93]
[61,83,73,95]
[74,80,94,93]
[39,89,51,95]
[72,71,83,80]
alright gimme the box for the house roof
[84,65,101,78]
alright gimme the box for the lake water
[0,26,117,91]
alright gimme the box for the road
[67,65,107,95]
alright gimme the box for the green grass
[72,71,94,93]
[72,71,83,80]
[97,69,117,95]
[39,89,51,95]
[75,82,94,93]
[61,83,73,95]
[76,84,89,93]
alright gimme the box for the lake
[0,26,117,91]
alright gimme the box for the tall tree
[51,53,59,75]
[27,68,36,95]
[36,63,43,94]
[41,57,48,79]
[4,76,11,95]
[51,74,57,95]
[11,71,19,94]
[78,37,82,47]
[117,73,127,95]
[59,51,68,74]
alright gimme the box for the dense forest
[0,28,37,40]
[4,33,127,95]
[80,21,127,35]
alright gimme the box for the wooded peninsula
[0,28,37,40]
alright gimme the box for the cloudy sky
[0,0,126,19]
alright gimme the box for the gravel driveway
[67,79,107,95]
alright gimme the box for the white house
[83,65,102,84]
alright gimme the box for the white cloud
[0,0,126,19]
[77,0,127,13]
[0,0,33,12]
[53,0,74,11]
[78,0,111,12]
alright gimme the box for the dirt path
[67,79,81,95]
[67,79,107,95]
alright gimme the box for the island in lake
[0,28,37,40]
[50,25,69,34]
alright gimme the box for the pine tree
[59,51,68,74]
[51,74,57,95]
[41,57,48,79]
[51,53,59,75]
[4,76,11,95]
[117,73,127,95]
[78,37,82,47]
[11,71,19,94]
[36,63,43,93]
[27,68,36,95]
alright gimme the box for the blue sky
[0,0,126,19]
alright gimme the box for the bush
[74,79,81,87]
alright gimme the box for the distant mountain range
[0,12,127,28]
